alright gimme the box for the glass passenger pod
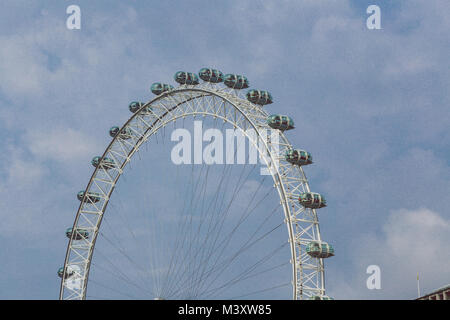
[298,192,327,208]
[306,241,334,258]
[77,191,101,203]
[198,68,224,83]
[151,83,174,95]
[91,156,116,170]
[129,101,153,114]
[223,74,249,89]
[267,114,294,131]
[129,101,144,113]
[246,89,273,105]
[65,227,89,240]
[174,71,199,85]
[57,266,74,279]
[109,126,132,140]
[285,149,313,166]
[309,295,334,300]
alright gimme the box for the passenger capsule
[246,89,273,105]
[223,74,249,89]
[285,149,313,166]
[57,267,74,279]
[109,126,132,140]
[198,68,224,83]
[151,83,174,95]
[306,241,334,258]
[77,191,101,203]
[267,114,294,131]
[298,192,327,209]
[129,101,152,114]
[91,156,116,170]
[174,71,199,85]
[66,227,89,240]
[309,295,334,300]
[129,101,144,113]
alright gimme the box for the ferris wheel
[58,68,334,300]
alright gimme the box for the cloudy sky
[0,0,449,299]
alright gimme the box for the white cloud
[329,208,450,299]
[0,143,45,187]
[26,127,102,163]
[7,157,45,185]
[0,34,47,96]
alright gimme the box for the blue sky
[0,0,449,299]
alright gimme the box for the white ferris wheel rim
[59,84,326,300]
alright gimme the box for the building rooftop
[417,283,450,300]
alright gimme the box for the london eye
[58,68,333,300]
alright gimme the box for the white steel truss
[60,83,328,300]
